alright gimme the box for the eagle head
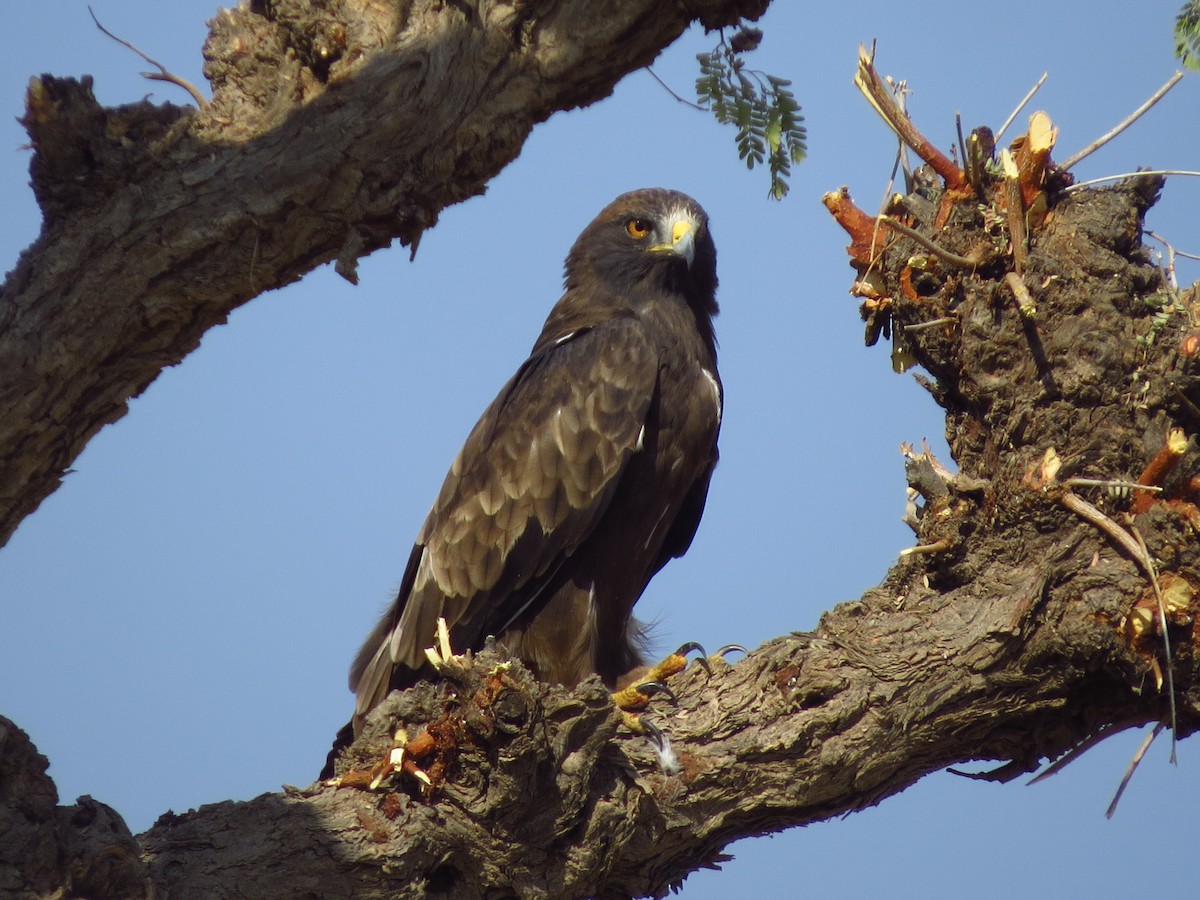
[563,188,718,317]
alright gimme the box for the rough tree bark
[3,2,1200,899]
[0,0,766,549]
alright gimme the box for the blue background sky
[2,2,1198,896]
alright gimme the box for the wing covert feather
[355,317,659,709]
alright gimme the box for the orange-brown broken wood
[1165,499,1200,532]
[334,728,439,793]
[853,46,973,229]
[1131,427,1188,513]
[1000,152,1029,274]
[823,187,894,265]
[1010,110,1057,208]
[1121,571,1197,645]
[854,46,968,192]
[1187,475,1200,501]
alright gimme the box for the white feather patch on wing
[701,368,722,425]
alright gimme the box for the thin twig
[899,538,952,557]
[854,46,967,190]
[1004,271,1036,318]
[903,317,956,332]
[1130,524,1178,764]
[1147,230,1200,265]
[1106,722,1165,818]
[89,6,207,108]
[1062,477,1162,494]
[1064,169,1200,192]
[1001,152,1028,274]
[877,216,979,269]
[954,112,967,172]
[1145,230,1179,289]
[995,71,1048,144]
[645,67,704,111]
[1028,720,1138,785]
[1057,490,1151,579]
[1059,71,1184,170]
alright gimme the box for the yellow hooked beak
[649,216,697,266]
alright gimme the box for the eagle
[335,188,721,760]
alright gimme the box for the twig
[1129,524,1178,764]
[954,112,967,174]
[1147,230,1200,265]
[1056,490,1151,580]
[1145,230,1180,291]
[89,6,207,108]
[878,216,980,269]
[1028,720,1137,785]
[995,71,1048,144]
[1106,722,1165,818]
[1001,152,1029,275]
[1059,71,1184,170]
[1058,481,1180,769]
[903,317,956,332]
[1061,477,1161,494]
[1004,271,1036,318]
[1064,169,1200,192]
[899,538,952,557]
[645,67,704,111]
[1131,428,1187,514]
[854,46,968,191]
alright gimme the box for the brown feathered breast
[347,188,722,732]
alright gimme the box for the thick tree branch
[5,4,1200,898]
[0,0,767,548]
[6,171,1200,896]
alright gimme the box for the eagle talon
[672,641,711,674]
[634,681,678,704]
[714,643,748,660]
[640,717,666,748]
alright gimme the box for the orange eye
[626,218,652,239]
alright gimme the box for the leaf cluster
[1176,0,1200,70]
[695,27,807,199]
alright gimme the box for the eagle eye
[625,218,652,239]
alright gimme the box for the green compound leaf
[693,25,807,199]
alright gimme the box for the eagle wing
[351,315,658,719]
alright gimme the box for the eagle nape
[324,188,727,784]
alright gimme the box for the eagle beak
[650,217,697,266]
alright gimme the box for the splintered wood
[825,47,1058,276]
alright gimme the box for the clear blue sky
[2,2,1198,897]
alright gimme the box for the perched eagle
[344,188,721,744]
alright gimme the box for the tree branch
[5,4,1200,898]
[0,0,767,548]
